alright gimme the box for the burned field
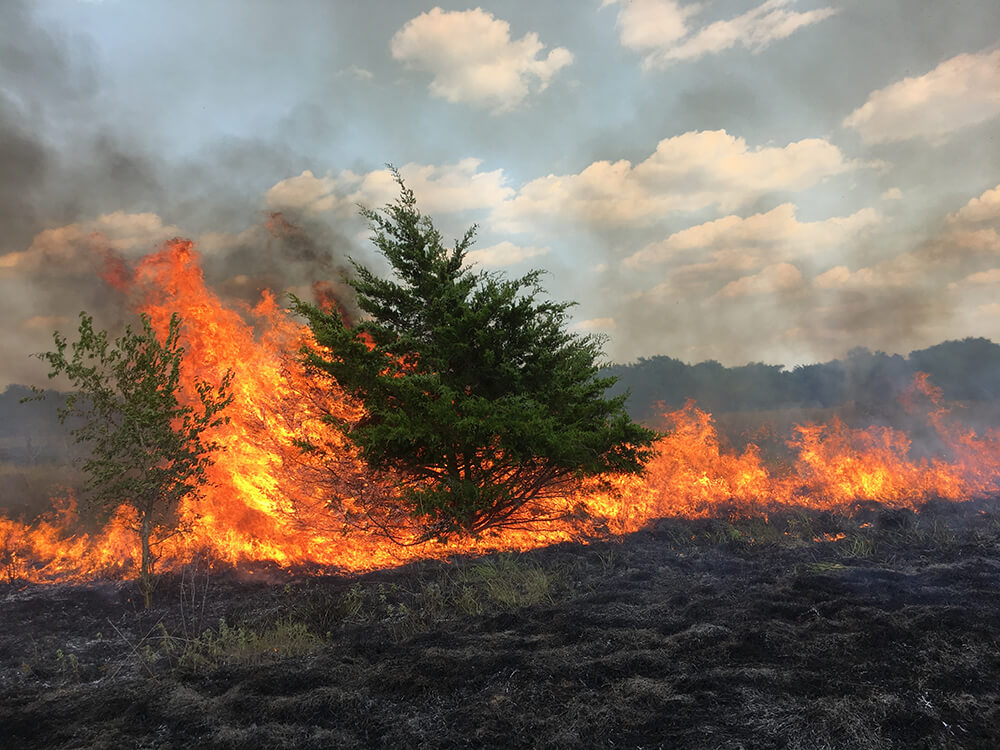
[2,500,999,749]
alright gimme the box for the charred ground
[1,500,999,749]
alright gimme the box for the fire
[3,238,1000,584]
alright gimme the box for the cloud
[939,228,1000,254]
[881,187,903,201]
[813,256,925,291]
[390,7,572,113]
[624,203,881,268]
[265,170,350,214]
[948,267,1000,292]
[0,202,367,381]
[267,159,514,217]
[464,241,549,268]
[844,48,1000,144]
[0,210,184,387]
[626,254,754,302]
[714,261,804,299]
[814,264,880,290]
[0,211,179,277]
[574,317,616,331]
[811,227,1000,296]
[604,0,694,55]
[814,180,1000,297]
[948,183,1000,224]
[337,64,374,81]
[494,130,869,232]
[605,0,836,70]
[959,268,1000,286]
[933,184,1000,258]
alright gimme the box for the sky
[1,0,999,386]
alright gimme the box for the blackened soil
[2,501,1000,749]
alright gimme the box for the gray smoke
[0,2,362,387]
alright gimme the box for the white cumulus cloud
[813,256,925,291]
[265,170,351,214]
[624,203,881,268]
[844,49,1000,144]
[493,130,869,232]
[948,183,1000,224]
[390,7,572,113]
[267,160,514,217]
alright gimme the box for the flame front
[3,240,1000,583]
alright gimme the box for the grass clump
[839,532,878,559]
[452,554,559,613]
[284,553,564,642]
[169,618,321,672]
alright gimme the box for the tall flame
[3,239,999,583]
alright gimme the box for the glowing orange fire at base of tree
[2,239,999,585]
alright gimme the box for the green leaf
[30,310,233,603]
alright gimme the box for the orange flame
[5,239,1000,583]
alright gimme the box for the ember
[3,239,1000,583]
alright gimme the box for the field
[2,500,999,749]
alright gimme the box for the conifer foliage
[294,173,657,538]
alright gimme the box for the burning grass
[1,238,999,588]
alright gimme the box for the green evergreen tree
[293,173,657,538]
[32,312,233,608]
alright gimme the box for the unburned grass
[169,618,321,672]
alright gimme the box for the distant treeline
[3,337,1000,456]
[602,338,1000,422]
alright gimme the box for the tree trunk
[139,508,154,610]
